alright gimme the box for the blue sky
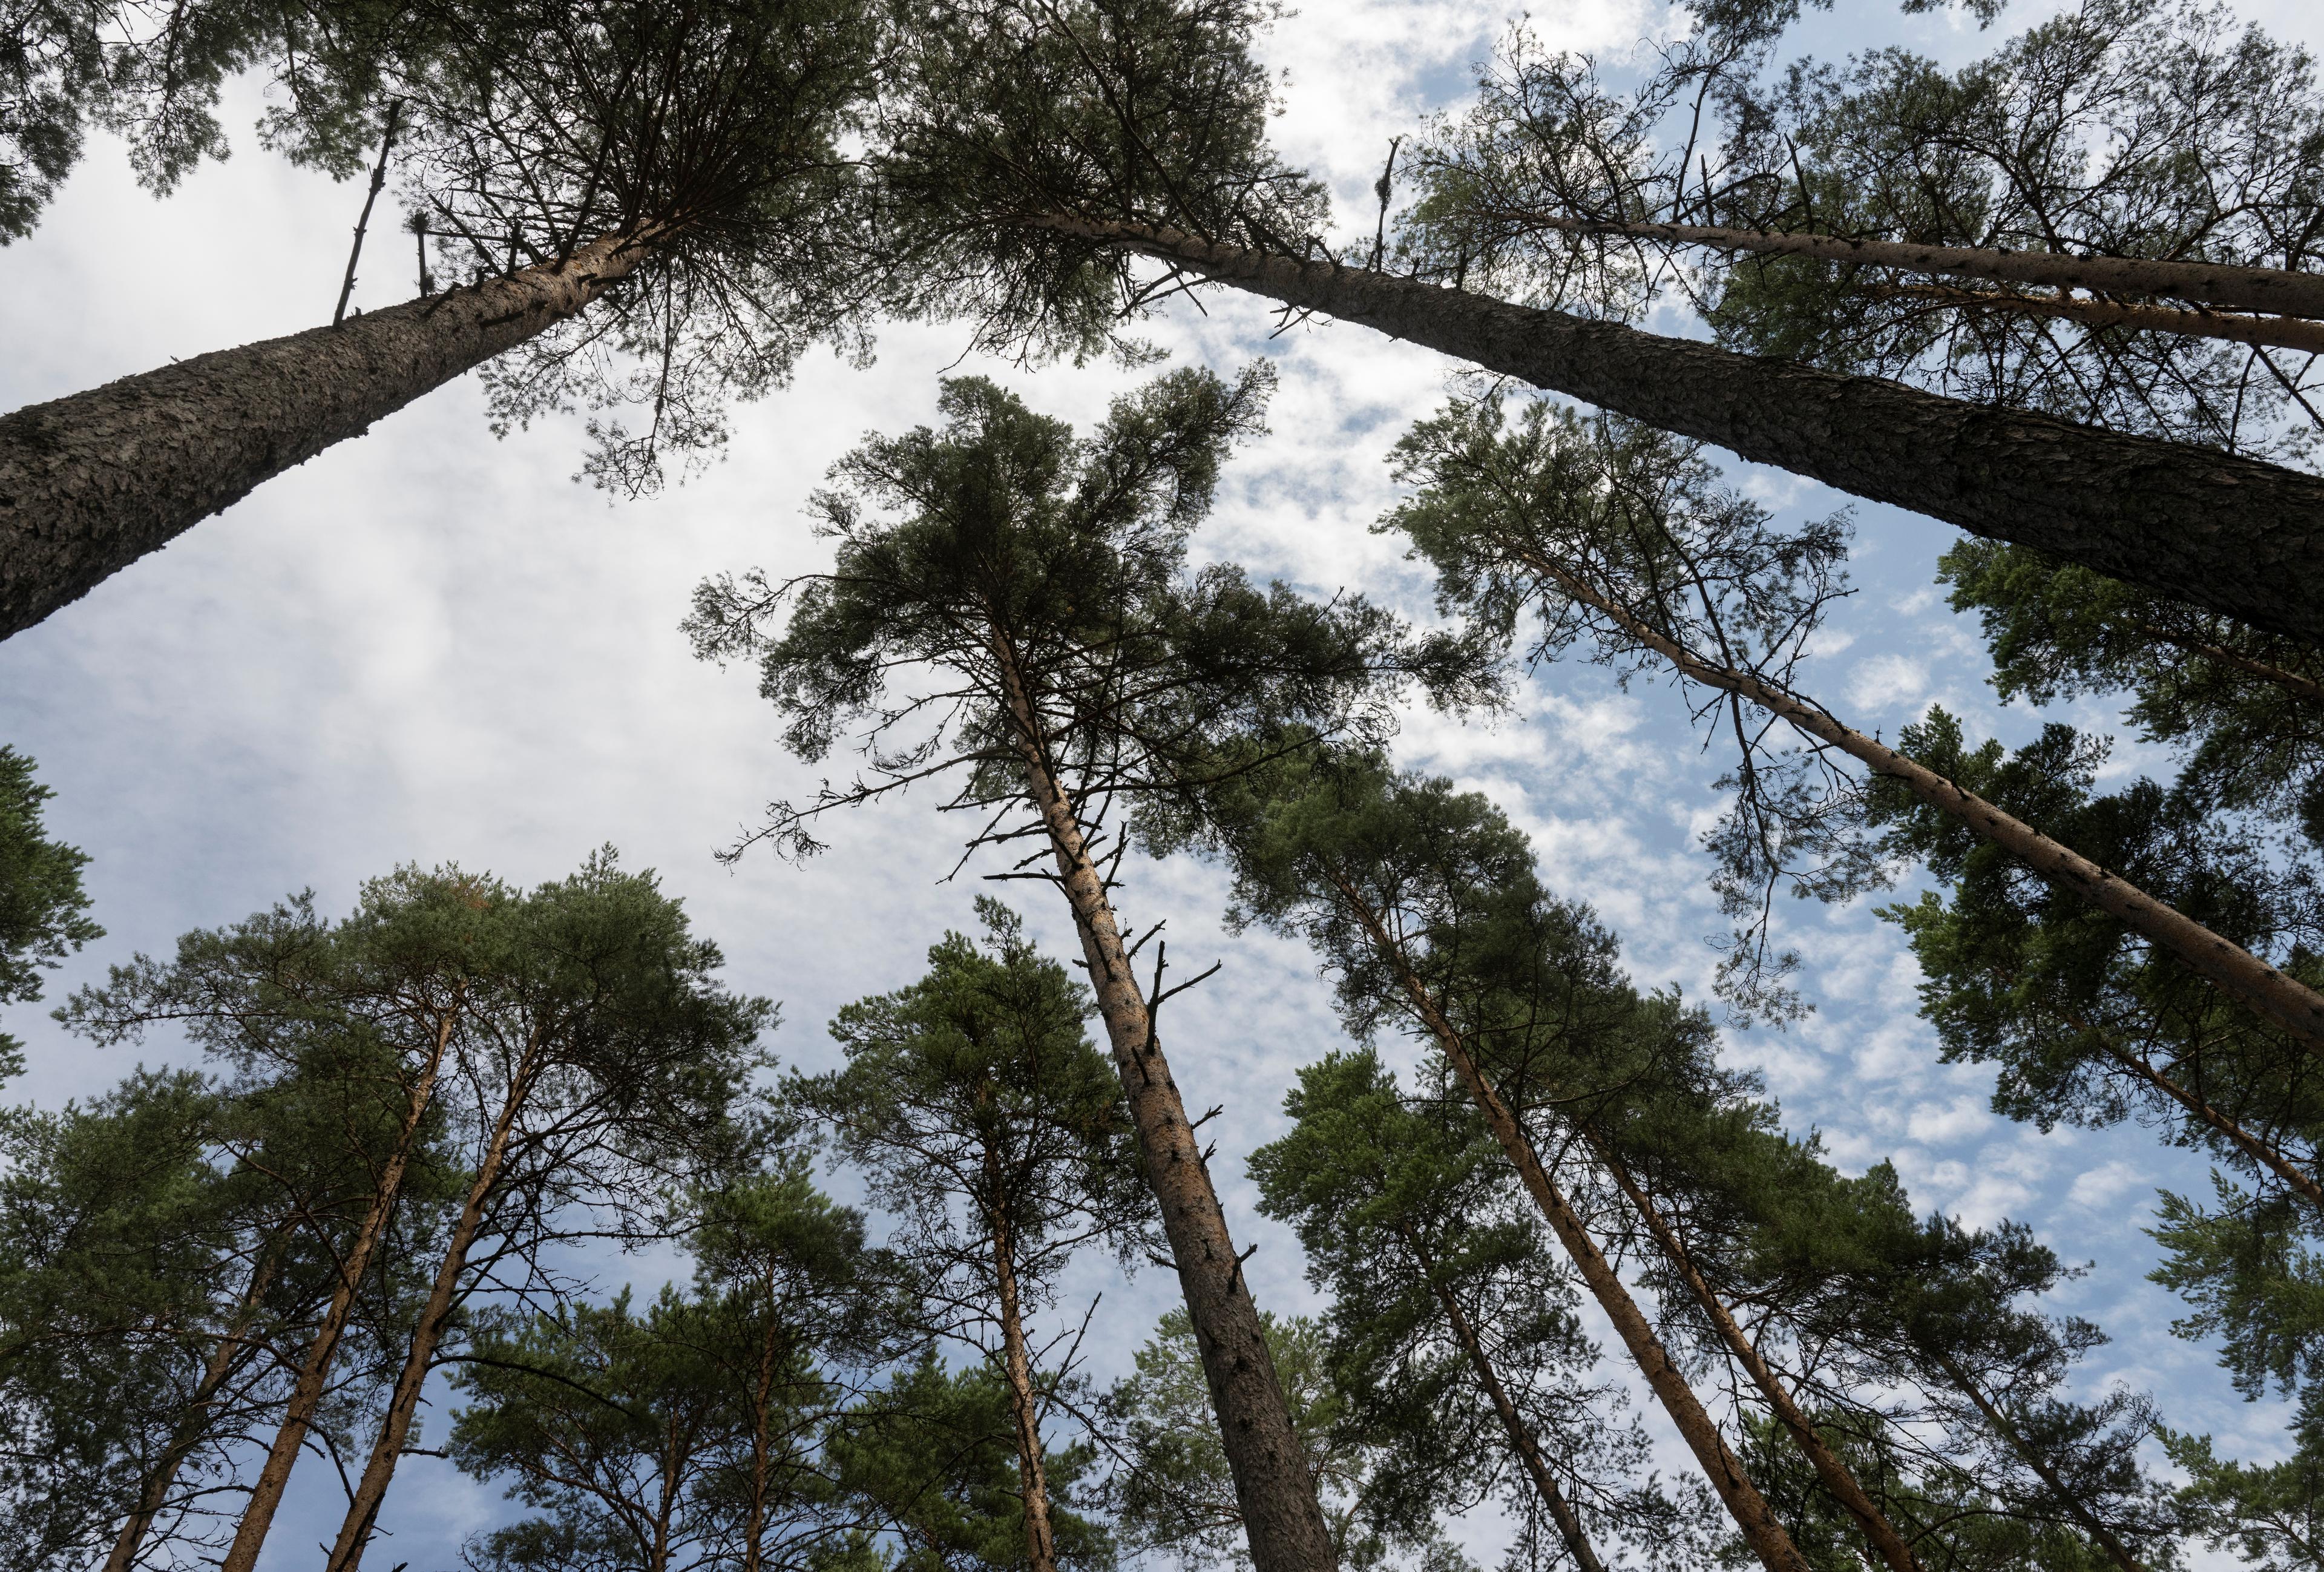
[4,1,2319,1567]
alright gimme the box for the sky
[4,1,2319,1567]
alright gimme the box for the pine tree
[875,0,2324,644]
[793,901,1154,1572]
[0,0,884,638]
[685,365,1452,1572]
[0,745,99,1078]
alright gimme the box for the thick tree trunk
[0,229,655,639]
[1322,873,1811,1572]
[1038,217,2324,646]
[323,1062,533,1572]
[1394,1224,1609,1572]
[1585,1139,1924,1572]
[1929,1351,2144,1572]
[1470,209,2324,322]
[103,1233,286,1572]
[988,1197,1059,1572]
[217,1021,452,1572]
[1524,550,2324,1056]
[991,636,1339,1572]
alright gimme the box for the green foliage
[1250,1048,1701,1567]
[1100,1307,1465,1572]
[2165,1390,2324,1571]
[795,899,1152,1344]
[829,1351,1111,1572]
[0,746,99,1075]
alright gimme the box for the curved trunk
[1322,873,1811,1572]
[991,636,1339,1572]
[217,1016,455,1572]
[0,229,658,639]
[1394,1224,1609,1572]
[1584,1139,1923,1572]
[1037,217,2324,646]
[1524,550,2324,1056]
[1470,209,2324,323]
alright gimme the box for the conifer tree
[877,0,2324,644]
[685,365,1454,1572]
[0,0,885,639]
[1249,1048,1697,1572]
[0,745,99,1077]
[793,901,1154,1572]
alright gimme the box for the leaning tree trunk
[1393,1223,1609,1572]
[1034,217,2324,646]
[991,635,1340,1572]
[1584,1137,1925,1572]
[986,1160,1059,1572]
[1525,549,2324,1056]
[1473,209,2324,322]
[1322,872,1812,1572]
[0,229,658,639]
[1928,1351,2145,1572]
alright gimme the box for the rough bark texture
[1587,1139,1925,1572]
[1931,1352,2146,1572]
[988,1166,1059,1572]
[1528,551,2324,1056]
[993,641,1339,1572]
[1476,211,2324,321]
[0,231,652,639]
[216,1027,450,1572]
[1395,1223,1609,1572]
[324,1060,533,1572]
[1324,875,1811,1572]
[1046,218,2324,646]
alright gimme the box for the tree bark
[323,1052,536,1572]
[1521,548,2324,1057]
[1844,279,2324,356]
[1928,1351,2145,1572]
[990,633,1339,1572]
[1036,216,2324,646]
[1322,872,1812,1572]
[103,1231,287,1572]
[988,1187,1059,1572]
[216,1016,453,1572]
[1584,1138,1925,1572]
[1393,1223,1609,1572]
[1466,209,2324,322]
[0,229,656,640]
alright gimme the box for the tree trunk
[103,1231,287,1572]
[2096,1035,2324,1211]
[1036,216,2324,646]
[216,1019,453,1572]
[1322,872,1811,1572]
[1845,279,2324,356]
[1394,1223,1609,1572]
[0,229,657,640]
[323,1057,534,1572]
[1523,549,2324,1056]
[1929,1351,2145,1572]
[990,634,1340,1572]
[1584,1138,1925,1572]
[1466,209,2324,322]
[988,1186,1059,1572]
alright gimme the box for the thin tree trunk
[1584,1137,1924,1572]
[1844,279,2324,356]
[333,102,404,327]
[0,228,659,640]
[1466,209,2324,321]
[1521,548,2324,1056]
[323,1058,534,1572]
[1393,1223,1609,1572]
[2125,621,2324,708]
[1928,1351,2144,1572]
[990,634,1339,1572]
[987,1184,1058,1572]
[1032,216,2324,646]
[103,1231,288,1572]
[1321,872,1811,1572]
[743,1312,780,1572]
[217,1018,454,1572]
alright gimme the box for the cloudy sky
[5,1,2319,1567]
